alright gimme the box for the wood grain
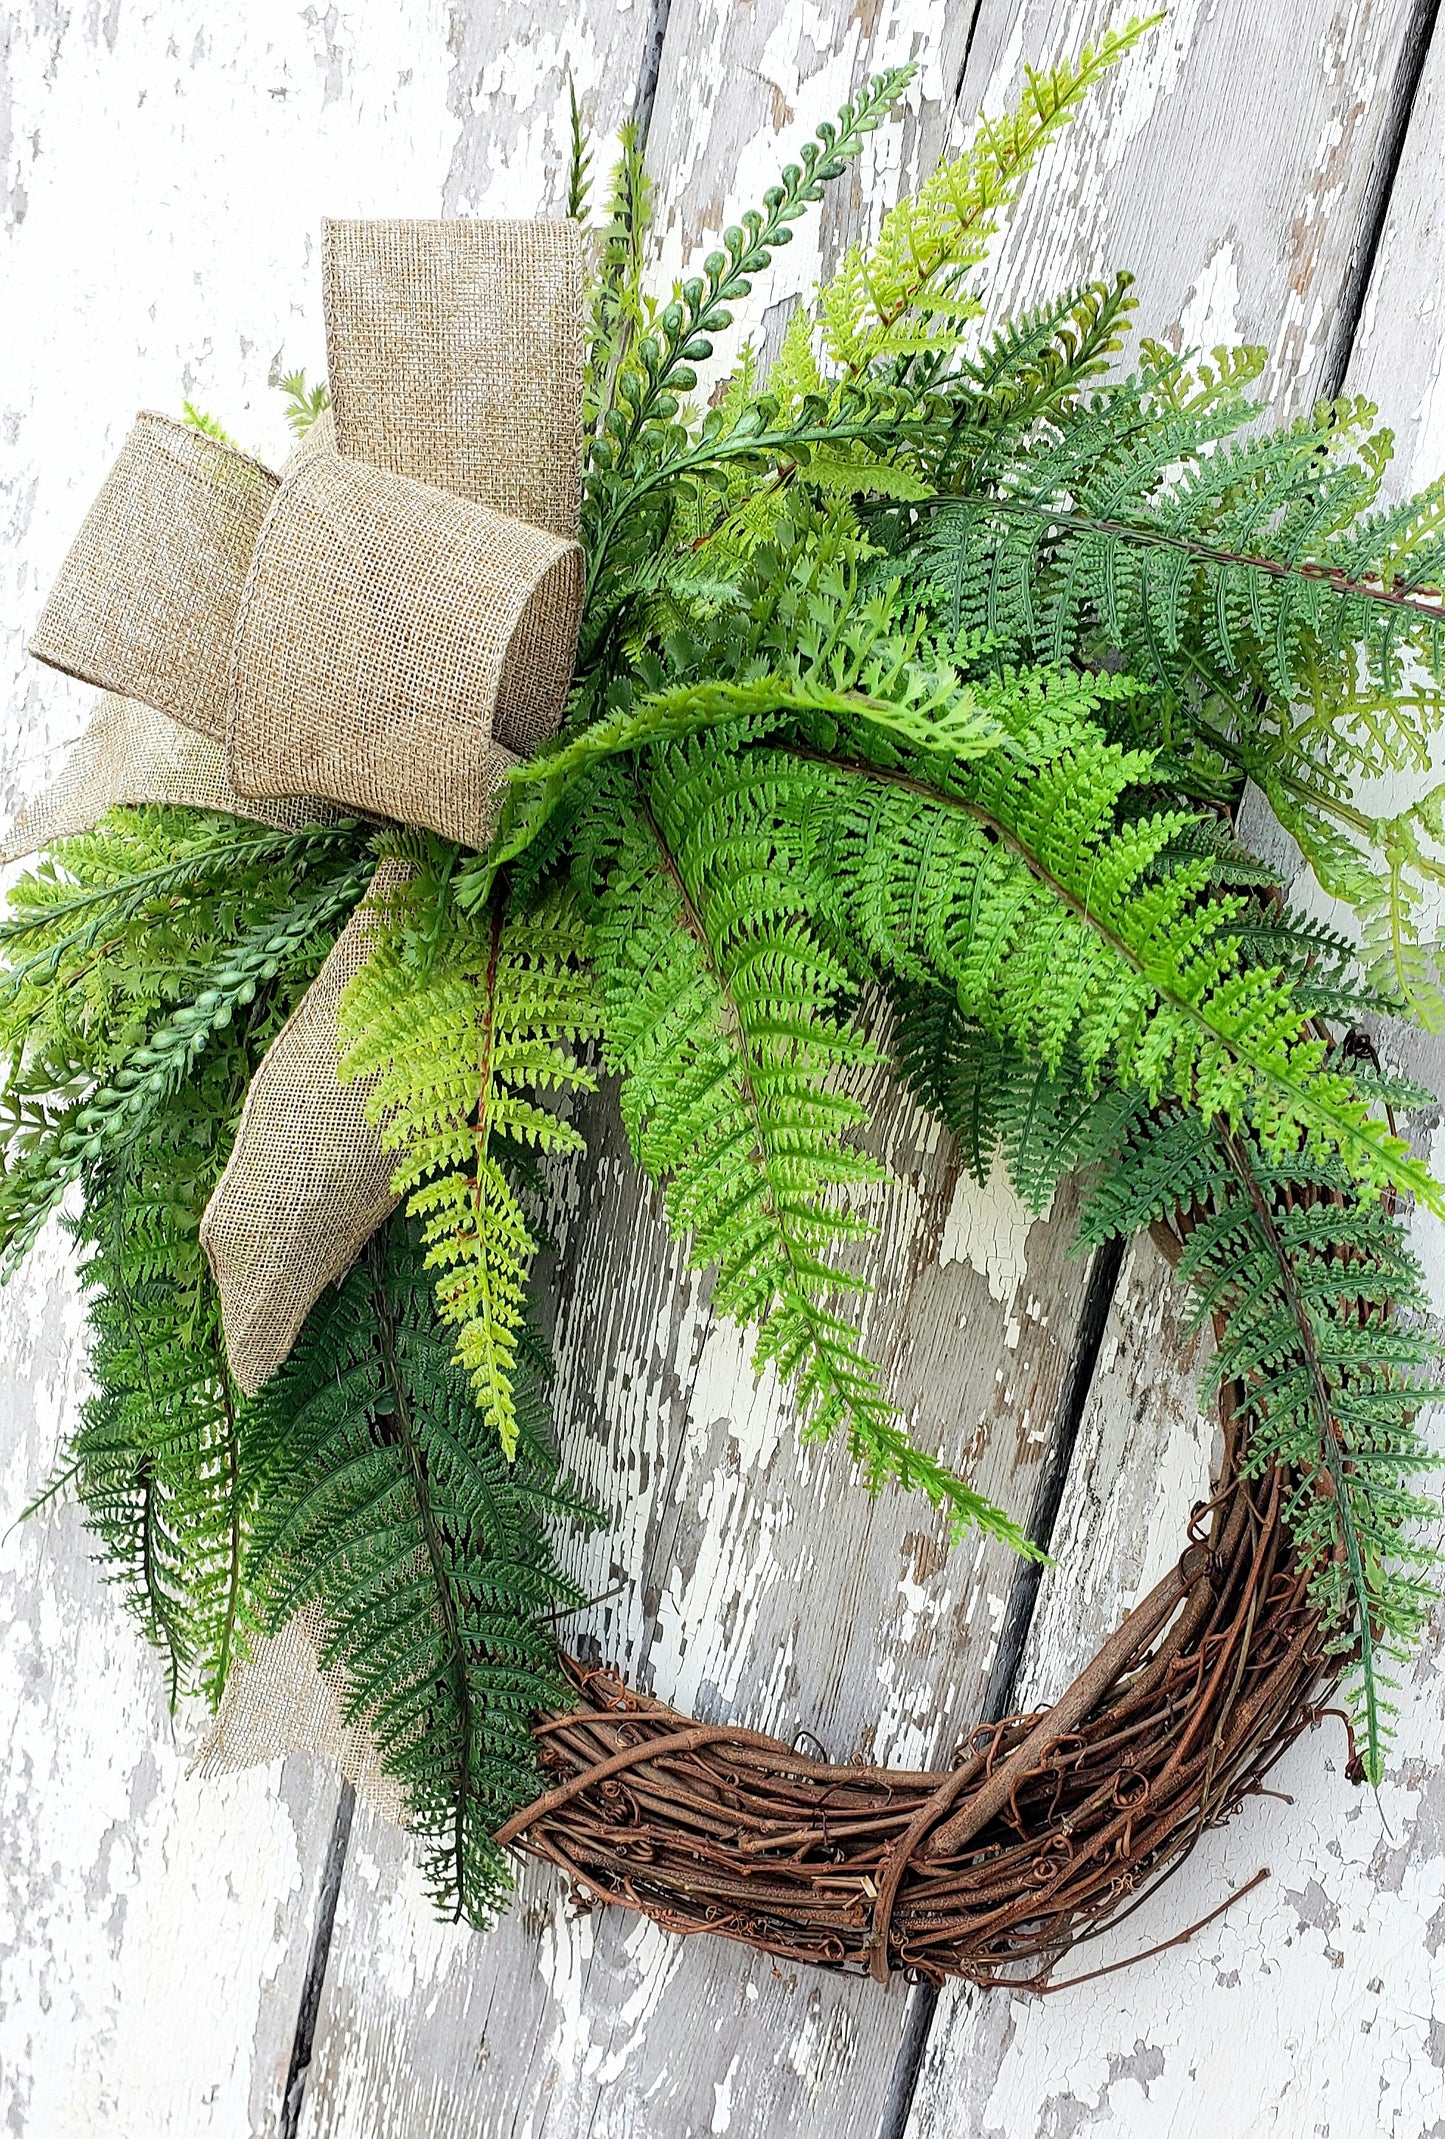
[906,8,1445,2131]
[957,0,1425,415]
[5,0,1445,2132]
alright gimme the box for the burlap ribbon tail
[19,218,587,1815]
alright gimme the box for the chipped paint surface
[940,1158,1040,1309]
[5,0,1445,2133]
[0,1215,340,2132]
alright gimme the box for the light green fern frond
[338,859,602,1454]
[820,16,1161,379]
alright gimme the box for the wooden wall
[2,3,1443,2133]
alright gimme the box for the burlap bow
[17,217,586,1397]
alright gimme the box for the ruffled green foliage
[0,809,372,1265]
[903,346,1445,1023]
[69,1078,251,1709]
[0,807,371,1701]
[245,1213,593,1921]
[458,33,1441,1769]
[338,843,601,1455]
[1080,1104,1443,1784]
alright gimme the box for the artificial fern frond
[576,753,1035,1552]
[785,695,1438,1212]
[1081,1108,1443,1782]
[904,357,1445,1016]
[12,811,364,1704]
[0,843,374,1265]
[69,1088,250,1708]
[338,856,601,1454]
[182,400,239,447]
[480,574,1009,891]
[892,981,1135,1214]
[246,1214,592,1923]
[277,369,331,438]
[820,17,1160,380]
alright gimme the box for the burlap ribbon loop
[200,859,414,1396]
[30,412,279,740]
[323,216,584,536]
[0,693,333,867]
[20,219,589,1810]
[21,216,585,850]
[225,452,571,841]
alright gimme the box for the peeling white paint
[1175,237,1243,355]
[8,0,1439,2134]
[940,1157,1038,1307]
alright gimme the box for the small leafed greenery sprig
[3,22,1443,1931]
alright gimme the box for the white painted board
[4,0,1444,2132]
[0,1,656,2130]
[907,7,1445,2132]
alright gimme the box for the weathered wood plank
[906,9,1445,2132]
[7,0,1437,2133]
[293,4,1436,2133]
[0,2,657,2128]
[292,10,1112,2136]
[0,1216,345,2132]
[906,1238,1445,2139]
[956,0,1422,413]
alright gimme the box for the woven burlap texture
[200,860,413,1396]
[194,1602,407,1825]
[28,412,278,739]
[324,216,583,540]
[0,693,334,864]
[226,449,573,833]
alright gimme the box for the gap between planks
[265,4,1445,2131]
[877,5,1445,2131]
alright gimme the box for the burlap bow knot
[15,217,586,1395]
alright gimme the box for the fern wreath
[7,41,1445,1983]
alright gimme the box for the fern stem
[216,1349,242,1701]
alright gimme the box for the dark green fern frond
[904,355,1445,1018]
[5,809,372,1701]
[892,981,1135,1214]
[70,1090,250,1709]
[246,1214,592,1924]
[1081,1107,1443,1782]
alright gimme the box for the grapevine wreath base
[500,1237,1337,1988]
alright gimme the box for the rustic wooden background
[4,2,1445,2133]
